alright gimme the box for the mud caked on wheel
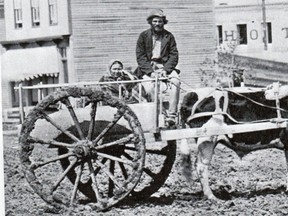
[19,87,145,212]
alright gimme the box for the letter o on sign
[250,29,258,40]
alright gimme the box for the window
[263,22,272,44]
[10,82,20,107]
[0,5,4,19]
[31,0,40,27]
[217,25,223,44]
[13,0,23,29]
[267,22,272,44]
[48,0,58,25]
[237,24,247,45]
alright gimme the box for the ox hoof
[204,195,223,203]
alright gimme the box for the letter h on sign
[224,31,236,41]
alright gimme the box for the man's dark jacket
[135,28,179,78]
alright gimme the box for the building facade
[215,0,288,53]
[1,0,215,113]
[215,0,288,86]
[1,0,70,111]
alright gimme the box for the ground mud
[4,134,288,215]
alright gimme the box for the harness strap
[221,88,288,113]
[187,111,288,125]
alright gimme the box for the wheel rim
[19,87,145,211]
[131,140,176,200]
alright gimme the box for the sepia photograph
[2,0,288,215]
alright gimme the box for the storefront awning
[2,46,60,82]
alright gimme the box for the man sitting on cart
[134,9,181,127]
[99,59,149,103]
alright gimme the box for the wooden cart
[18,79,287,211]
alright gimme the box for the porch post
[18,83,25,124]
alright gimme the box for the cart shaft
[160,120,287,141]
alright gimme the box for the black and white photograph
[2,0,288,215]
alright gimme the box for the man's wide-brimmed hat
[147,9,168,24]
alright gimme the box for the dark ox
[180,86,288,200]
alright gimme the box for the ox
[180,84,288,200]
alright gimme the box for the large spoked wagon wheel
[19,87,145,212]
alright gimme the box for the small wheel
[130,140,176,200]
[19,87,145,211]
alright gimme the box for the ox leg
[180,139,193,182]
[283,145,288,192]
[195,137,218,200]
[284,150,288,192]
[280,128,288,191]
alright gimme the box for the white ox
[180,84,288,200]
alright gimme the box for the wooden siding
[1,82,11,110]
[69,0,215,89]
[0,0,4,41]
[0,17,4,46]
[0,0,6,109]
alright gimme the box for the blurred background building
[0,0,215,123]
[215,0,288,86]
[2,0,288,123]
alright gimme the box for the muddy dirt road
[4,134,288,215]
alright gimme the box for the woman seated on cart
[99,59,151,103]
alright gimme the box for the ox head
[180,88,222,127]
[180,91,198,126]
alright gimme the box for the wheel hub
[73,140,96,158]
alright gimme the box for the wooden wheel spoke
[122,152,134,161]
[52,158,78,192]
[27,136,75,148]
[87,160,102,201]
[62,98,85,140]
[93,158,108,177]
[94,135,134,150]
[141,148,167,156]
[92,110,124,145]
[70,163,84,206]
[143,167,157,179]
[108,160,115,197]
[97,152,134,166]
[29,152,75,170]
[95,160,122,190]
[118,162,128,180]
[39,111,80,142]
[87,102,98,141]
[125,145,168,156]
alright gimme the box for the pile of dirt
[4,134,288,215]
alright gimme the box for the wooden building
[69,0,215,87]
[1,0,70,112]
[1,0,215,116]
